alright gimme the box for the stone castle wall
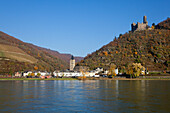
[131,16,148,32]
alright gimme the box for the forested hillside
[77,18,170,71]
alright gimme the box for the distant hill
[77,18,170,71]
[0,31,83,74]
[155,17,170,30]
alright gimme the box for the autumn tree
[126,63,144,78]
[37,73,41,77]
[31,73,35,77]
[34,66,38,70]
[103,51,108,56]
[108,64,116,77]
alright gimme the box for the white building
[53,70,99,78]
[85,71,96,77]
[95,67,103,73]
[22,71,50,77]
[15,72,22,77]
[34,71,50,76]
[23,71,32,77]
[115,68,118,75]
[53,71,83,77]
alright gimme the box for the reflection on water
[0,80,170,112]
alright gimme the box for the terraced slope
[0,44,37,63]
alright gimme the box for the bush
[157,54,161,58]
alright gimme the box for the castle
[131,16,150,32]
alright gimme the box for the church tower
[70,55,75,71]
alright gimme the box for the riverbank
[84,77,170,80]
[0,78,78,81]
[0,77,170,80]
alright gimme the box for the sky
[0,0,169,57]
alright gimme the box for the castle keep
[131,16,149,32]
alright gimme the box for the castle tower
[70,55,75,71]
[143,16,148,25]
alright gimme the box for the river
[0,80,169,112]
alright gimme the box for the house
[53,71,83,77]
[22,71,50,77]
[15,72,22,77]
[23,71,32,77]
[85,71,96,77]
[95,67,103,73]
[34,71,50,76]
[74,66,90,72]
[115,68,118,75]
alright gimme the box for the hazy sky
[0,0,169,57]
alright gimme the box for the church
[70,55,75,71]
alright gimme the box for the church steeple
[71,55,75,60]
[70,55,75,71]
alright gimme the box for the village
[13,55,148,79]
[12,16,157,79]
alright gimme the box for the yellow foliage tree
[127,65,133,78]
[38,53,41,57]
[151,25,155,29]
[127,63,145,78]
[37,73,41,77]
[108,64,116,77]
[132,63,142,77]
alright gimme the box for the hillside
[77,18,170,71]
[0,44,37,63]
[0,31,83,74]
[155,17,170,30]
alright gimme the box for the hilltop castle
[131,16,150,32]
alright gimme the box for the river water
[0,80,169,113]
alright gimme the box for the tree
[152,23,155,27]
[34,66,38,70]
[103,51,108,56]
[108,64,116,77]
[31,73,35,77]
[126,63,144,78]
[132,63,142,77]
[37,73,41,77]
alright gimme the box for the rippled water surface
[0,80,170,113]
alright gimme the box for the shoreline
[0,77,170,81]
